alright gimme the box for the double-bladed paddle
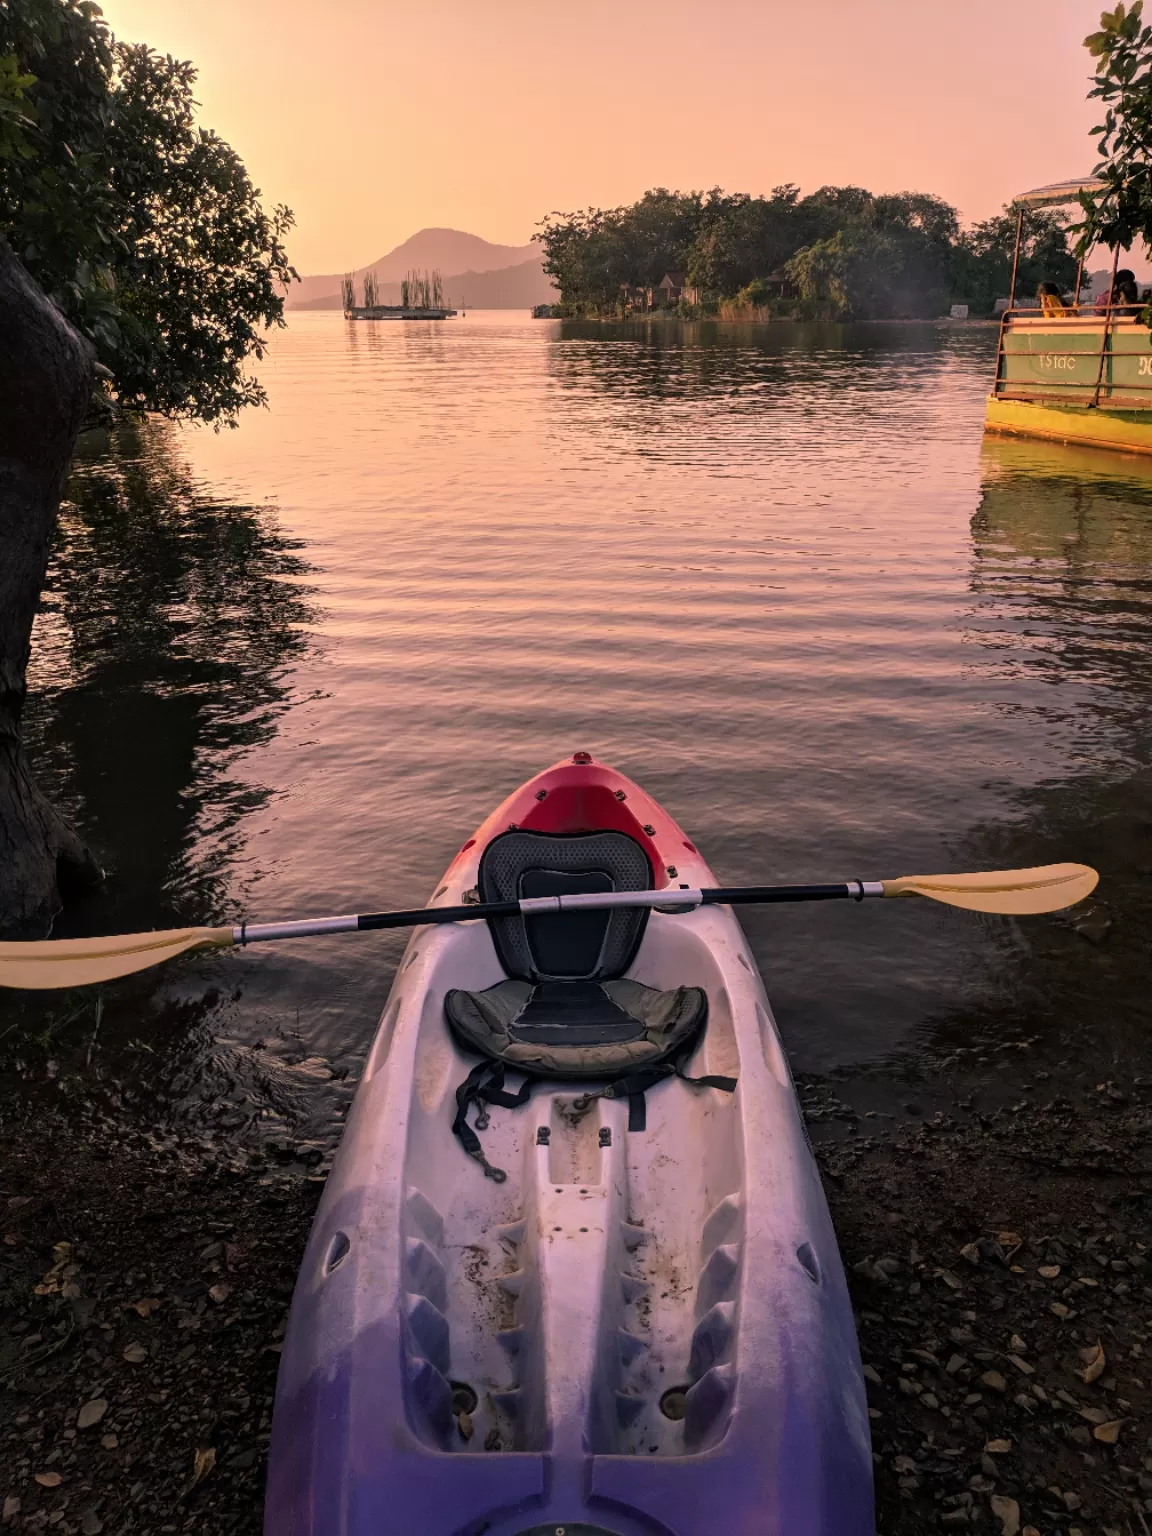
[0,862,1098,991]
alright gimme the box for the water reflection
[972,434,1152,772]
[550,319,994,397]
[545,319,996,477]
[26,421,317,933]
[926,436,1152,1064]
[9,317,1152,1149]
[3,423,324,1142]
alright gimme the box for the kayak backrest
[451,831,732,1180]
[478,830,652,981]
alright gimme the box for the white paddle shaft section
[236,915,360,943]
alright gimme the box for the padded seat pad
[445,976,708,1078]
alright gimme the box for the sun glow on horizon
[99,0,1101,274]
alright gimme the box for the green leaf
[0,7,293,423]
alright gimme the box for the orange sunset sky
[102,0,1104,275]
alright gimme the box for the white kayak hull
[267,755,875,1535]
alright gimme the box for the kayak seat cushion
[445,975,708,1077]
[478,829,653,982]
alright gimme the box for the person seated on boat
[1099,269,1141,314]
[1115,270,1140,312]
[1037,282,1067,316]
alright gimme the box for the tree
[2,3,294,419]
[535,205,631,314]
[616,187,706,286]
[871,191,960,248]
[951,207,1078,312]
[796,184,876,234]
[688,187,804,296]
[785,223,952,320]
[99,45,294,419]
[786,227,898,319]
[538,179,1076,319]
[0,230,102,932]
[0,0,295,933]
[1080,1,1152,257]
[537,190,707,315]
[1,2,115,322]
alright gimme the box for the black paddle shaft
[352,884,867,932]
[357,901,520,931]
[702,884,867,905]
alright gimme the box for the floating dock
[341,268,456,321]
[344,305,457,321]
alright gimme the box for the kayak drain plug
[659,1387,689,1421]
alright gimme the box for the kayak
[265,753,875,1535]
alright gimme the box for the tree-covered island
[536,185,1079,320]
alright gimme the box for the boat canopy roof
[1013,176,1106,209]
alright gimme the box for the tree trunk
[0,245,103,936]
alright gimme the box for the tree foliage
[1080,1,1152,257]
[784,191,958,319]
[0,0,295,423]
[787,227,941,320]
[952,209,1079,315]
[689,186,812,296]
[536,182,1063,319]
[535,190,710,313]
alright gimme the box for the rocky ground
[806,1063,1152,1536]
[0,1093,322,1535]
[0,1052,1148,1534]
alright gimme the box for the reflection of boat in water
[979,428,1152,490]
[984,177,1152,457]
[978,432,1152,571]
[975,435,1152,688]
[945,432,1152,1081]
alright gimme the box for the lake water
[14,311,1152,1149]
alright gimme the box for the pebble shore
[0,1055,1147,1532]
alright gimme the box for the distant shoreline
[557,312,1000,328]
[284,308,1000,327]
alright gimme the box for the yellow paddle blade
[882,863,1098,915]
[0,926,235,991]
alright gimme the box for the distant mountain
[443,258,557,309]
[288,227,542,309]
[291,255,557,312]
